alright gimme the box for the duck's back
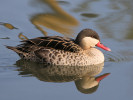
[18,36,81,53]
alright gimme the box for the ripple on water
[80,13,99,18]
[57,1,70,5]
[104,51,128,63]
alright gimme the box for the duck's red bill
[95,73,110,82]
[96,42,111,51]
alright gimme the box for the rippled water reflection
[0,0,133,100]
[16,60,111,94]
[16,60,109,94]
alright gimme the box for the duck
[6,29,111,66]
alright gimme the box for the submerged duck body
[7,29,111,66]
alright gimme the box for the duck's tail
[6,46,23,54]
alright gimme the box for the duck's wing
[20,36,82,53]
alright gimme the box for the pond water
[0,0,133,100]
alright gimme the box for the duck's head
[75,29,111,51]
[75,73,110,94]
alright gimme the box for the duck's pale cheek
[81,37,99,49]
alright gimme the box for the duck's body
[7,29,110,66]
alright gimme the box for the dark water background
[0,0,133,100]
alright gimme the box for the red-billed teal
[6,29,111,66]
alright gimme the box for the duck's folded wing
[21,36,81,53]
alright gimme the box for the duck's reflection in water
[16,59,110,94]
[75,73,110,94]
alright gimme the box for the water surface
[0,0,133,100]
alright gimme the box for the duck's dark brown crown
[75,29,100,44]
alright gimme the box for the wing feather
[19,36,82,52]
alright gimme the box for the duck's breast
[83,48,104,65]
